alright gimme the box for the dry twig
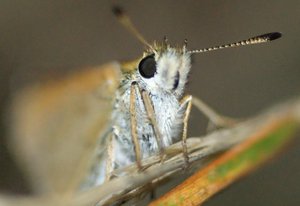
[1,97,300,206]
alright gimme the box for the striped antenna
[112,6,154,51]
[188,32,282,54]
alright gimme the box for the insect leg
[179,95,193,166]
[139,90,165,162]
[105,134,115,181]
[130,82,142,169]
[192,96,236,130]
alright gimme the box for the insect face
[137,45,191,97]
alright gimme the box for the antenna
[188,32,282,54]
[112,6,153,50]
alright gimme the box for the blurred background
[0,0,299,205]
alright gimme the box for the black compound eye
[138,55,156,78]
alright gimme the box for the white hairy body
[84,46,192,187]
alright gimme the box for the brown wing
[9,62,121,195]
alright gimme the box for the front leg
[140,90,164,162]
[130,82,142,169]
[130,82,165,169]
[178,95,193,165]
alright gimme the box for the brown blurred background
[0,0,299,205]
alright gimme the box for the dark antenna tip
[110,5,152,49]
[112,5,124,17]
[259,32,282,41]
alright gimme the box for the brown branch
[1,97,300,206]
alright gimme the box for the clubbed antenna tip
[111,5,153,50]
[112,5,124,17]
[258,32,282,41]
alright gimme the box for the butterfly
[9,6,281,196]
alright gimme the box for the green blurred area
[0,1,299,205]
